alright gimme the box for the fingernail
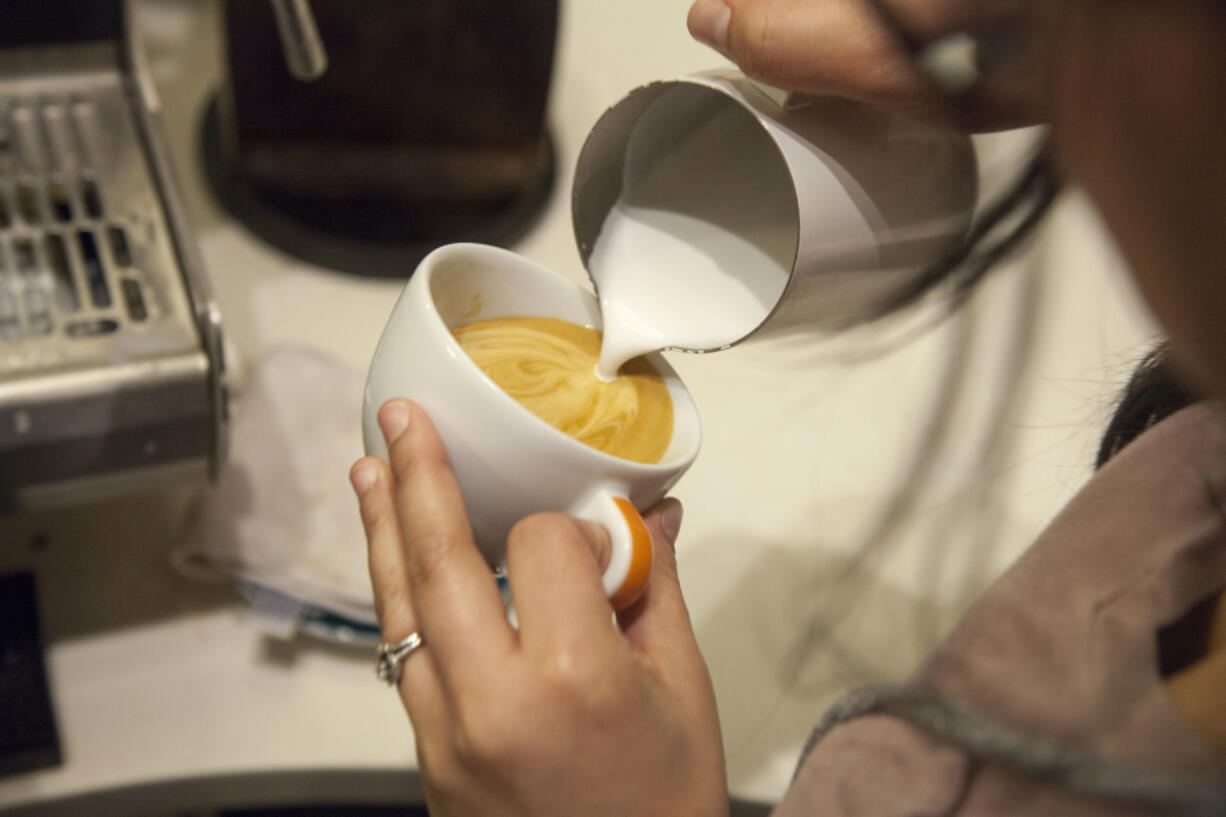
[379,400,411,444]
[688,0,731,54]
[350,462,377,496]
[659,499,684,545]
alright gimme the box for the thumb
[617,498,700,656]
[687,0,941,120]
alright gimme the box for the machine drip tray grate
[0,40,226,509]
[0,92,161,355]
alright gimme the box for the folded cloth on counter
[174,345,376,625]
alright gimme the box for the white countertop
[0,0,1159,812]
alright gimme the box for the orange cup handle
[577,491,654,611]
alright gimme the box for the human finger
[352,457,415,637]
[616,499,701,660]
[616,498,722,728]
[504,512,620,653]
[379,400,515,686]
[350,455,445,719]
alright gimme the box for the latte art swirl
[452,317,674,464]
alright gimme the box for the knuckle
[384,409,450,479]
[417,739,466,798]
[579,672,626,718]
[852,42,918,96]
[508,512,573,544]
[507,512,582,560]
[452,699,518,771]
[539,648,622,715]
[728,3,784,81]
[373,580,413,628]
[540,647,588,691]
[361,503,398,546]
[385,428,418,478]
[509,512,605,558]
[404,531,455,586]
[651,542,681,584]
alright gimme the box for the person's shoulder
[1099,401,1226,498]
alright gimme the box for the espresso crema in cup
[452,316,674,464]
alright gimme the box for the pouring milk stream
[591,203,790,380]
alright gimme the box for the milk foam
[586,85,796,381]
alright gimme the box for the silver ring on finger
[375,631,425,685]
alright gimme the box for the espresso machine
[0,0,227,510]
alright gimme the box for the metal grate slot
[0,116,11,178]
[76,229,110,307]
[0,286,20,340]
[14,237,36,274]
[106,224,131,266]
[0,191,9,229]
[69,97,101,172]
[10,104,45,175]
[39,101,74,174]
[79,176,103,219]
[121,278,147,322]
[65,317,118,337]
[43,233,80,313]
[15,180,41,225]
[23,288,52,335]
[48,179,73,222]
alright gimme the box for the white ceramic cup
[362,243,702,611]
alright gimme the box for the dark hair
[1095,344,1200,470]
[874,150,1062,319]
